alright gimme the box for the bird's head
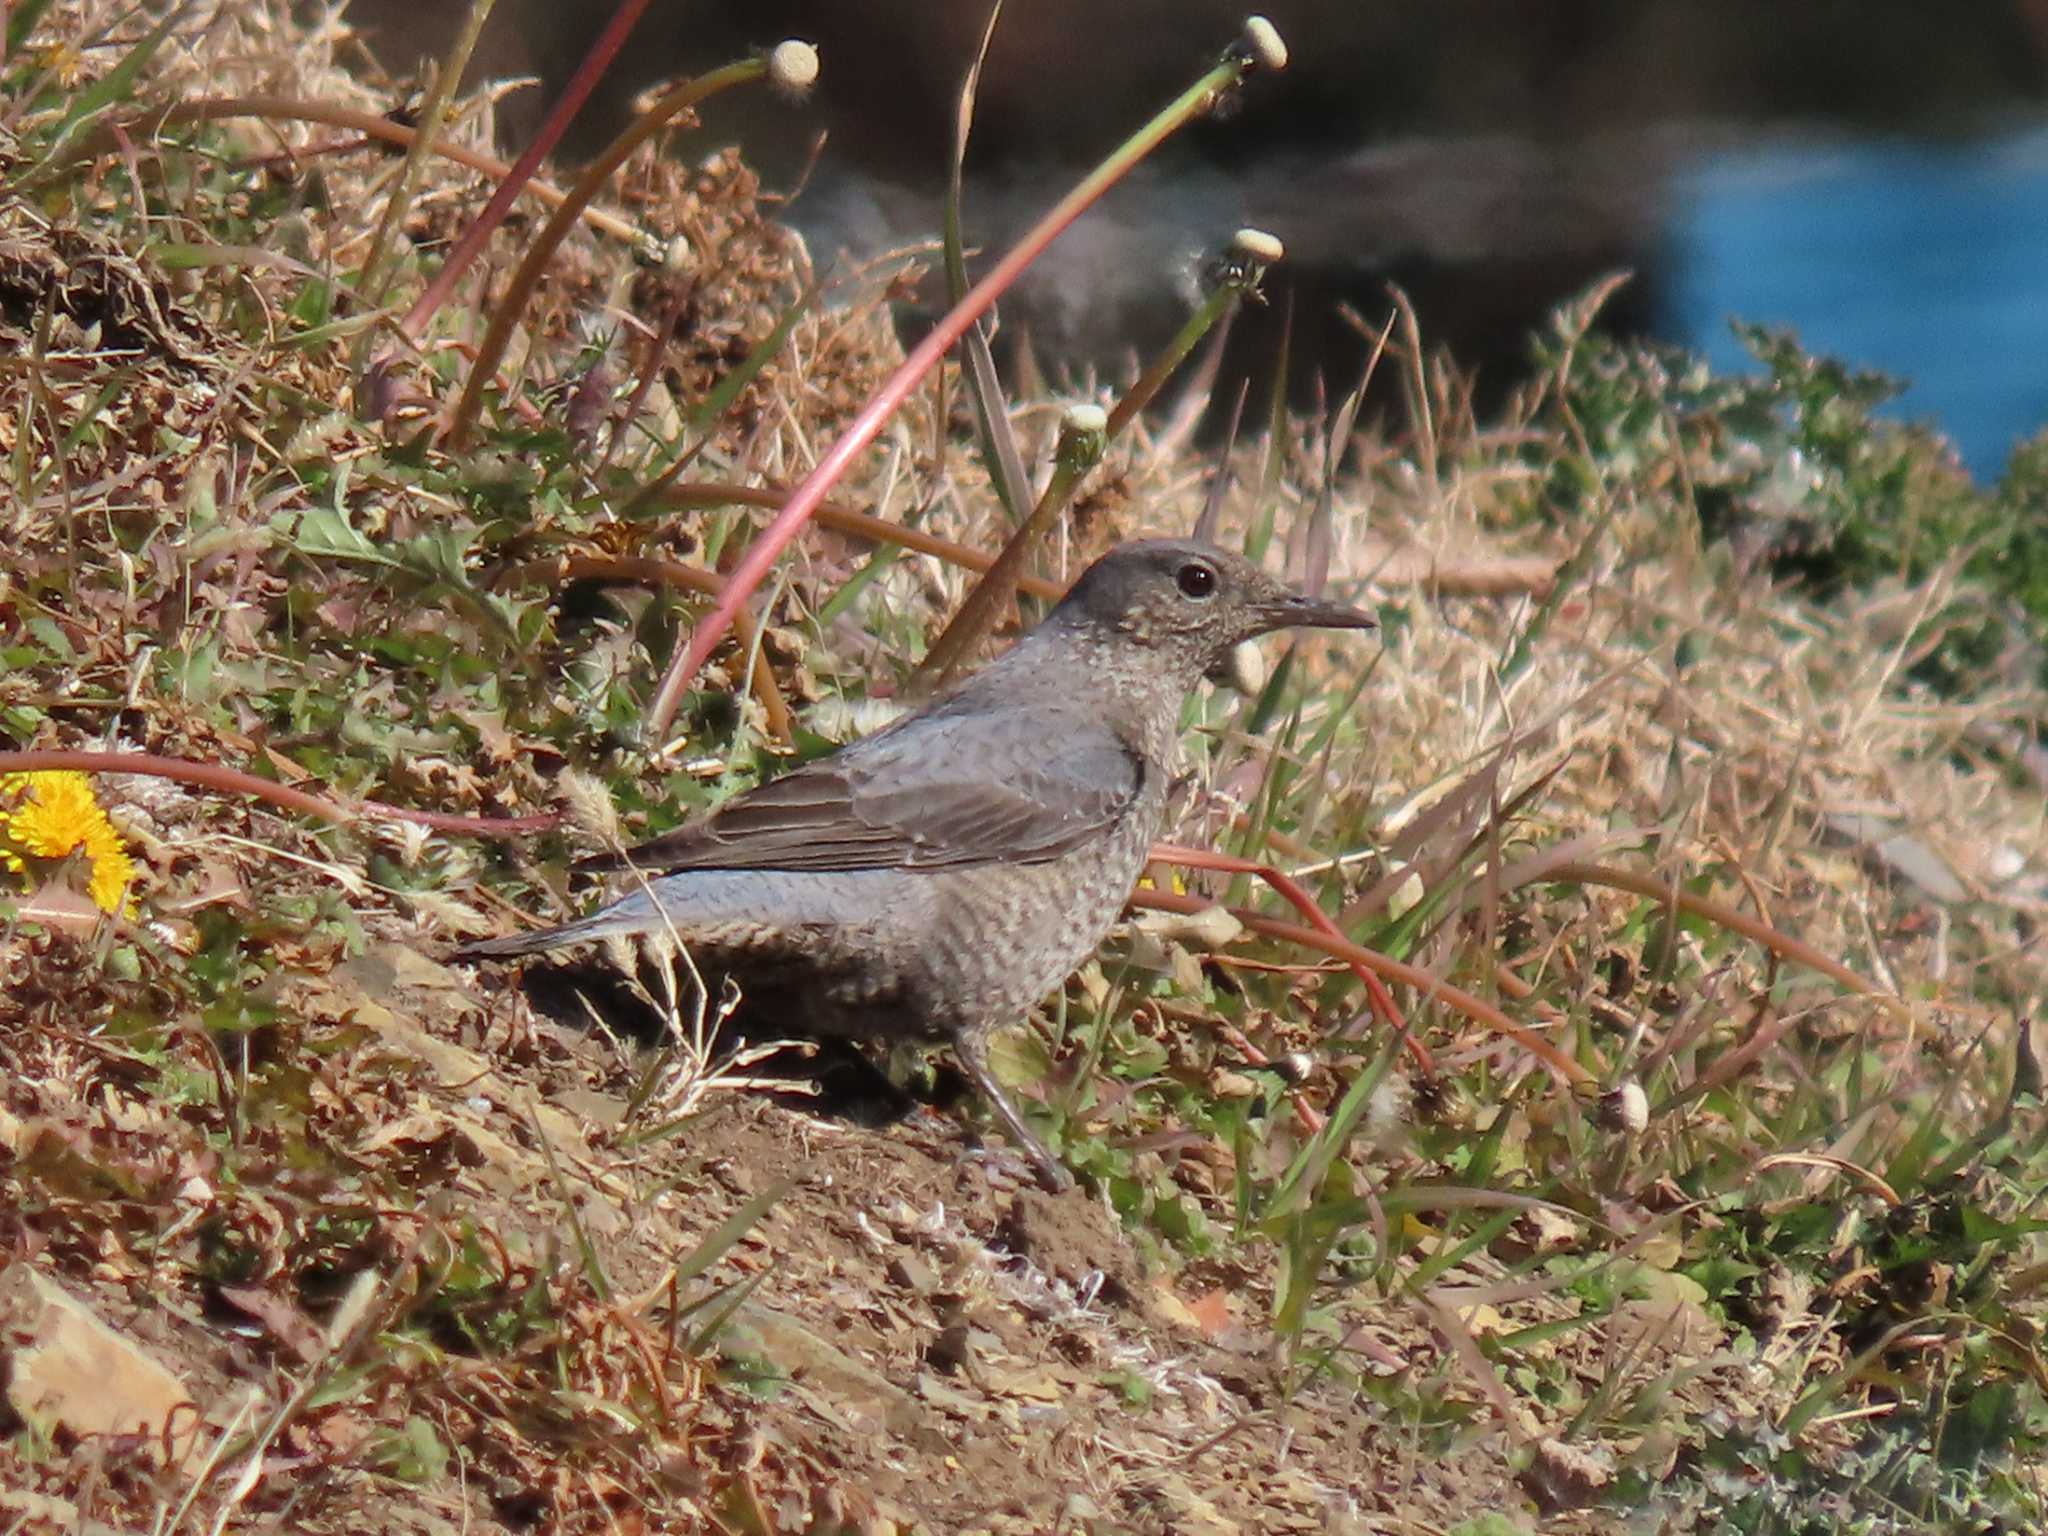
[1051,538,1376,680]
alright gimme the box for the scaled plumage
[456,538,1374,1189]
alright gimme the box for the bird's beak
[1254,590,1378,633]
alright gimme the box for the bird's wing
[584,708,1144,875]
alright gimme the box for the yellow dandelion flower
[0,770,137,915]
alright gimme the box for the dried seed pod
[769,40,820,98]
[1241,15,1288,72]
[1597,1080,1650,1136]
[1219,639,1267,696]
[1274,1050,1315,1085]
[1231,227,1285,265]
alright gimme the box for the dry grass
[2,3,2045,1532]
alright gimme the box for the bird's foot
[1029,1154,1077,1195]
[953,1031,1074,1194]
[959,1140,1071,1193]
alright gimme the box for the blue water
[1666,128,2048,481]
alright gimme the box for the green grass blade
[944,1,1030,524]
[5,0,56,59]
[673,1178,791,1285]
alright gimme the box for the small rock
[887,1254,938,1295]
[552,1087,629,1128]
[1520,1435,1613,1514]
[723,1302,935,1445]
[926,1321,975,1376]
[0,1264,197,1457]
[1824,812,1969,904]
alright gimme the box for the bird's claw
[958,1138,1072,1193]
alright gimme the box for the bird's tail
[448,906,632,963]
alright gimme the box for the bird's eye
[1176,562,1218,600]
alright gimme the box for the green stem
[911,413,1104,693]
[911,274,1244,695]
[75,97,644,243]
[358,0,498,309]
[1106,280,1241,438]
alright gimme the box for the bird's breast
[909,781,1166,1029]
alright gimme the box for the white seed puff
[1241,16,1288,72]
[768,40,820,96]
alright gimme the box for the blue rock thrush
[455,538,1374,1189]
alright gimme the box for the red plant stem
[1131,885,1593,1091]
[399,0,655,339]
[1538,860,1902,1012]
[1154,842,1438,1076]
[658,483,1068,601]
[1209,1018,1327,1135]
[639,55,1248,742]
[507,554,793,741]
[0,751,558,837]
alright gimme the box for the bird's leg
[952,1028,1073,1193]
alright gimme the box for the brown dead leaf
[216,1283,328,1364]
[995,1365,1074,1402]
[1183,1287,1237,1338]
[12,881,104,936]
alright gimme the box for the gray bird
[455,538,1374,1189]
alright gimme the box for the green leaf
[5,0,55,58]
[683,1267,769,1356]
[672,1180,791,1285]
[1262,1047,1394,1225]
[371,1415,450,1484]
[289,502,392,568]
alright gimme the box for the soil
[4,937,1547,1533]
[364,946,1533,1532]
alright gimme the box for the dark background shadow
[345,0,2048,468]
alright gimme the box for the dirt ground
[4,936,1576,1533]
